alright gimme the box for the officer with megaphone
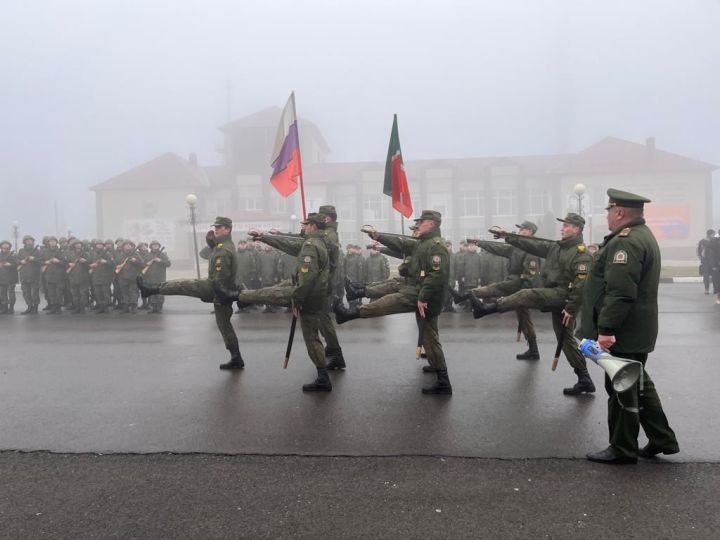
[578,188,679,465]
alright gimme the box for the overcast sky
[1,0,719,238]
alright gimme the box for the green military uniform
[480,249,507,286]
[17,236,42,314]
[364,248,390,284]
[469,221,542,358]
[293,217,333,390]
[66,240,91,313]
[235,242,257,288]
[470,213,594,395]
[143,242,171,313]
[0,241,18,314]
[116,241,143,313]
[41,238,67,314]
[59,238,74,308]
[89,241,115,313]
[581,189,678,464]
[144,217,243,369]
[334,210,452,394]
[317,205,346,369]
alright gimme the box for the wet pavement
[1,283,717,461]
[2,283,720,537]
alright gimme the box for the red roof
[553,137,717,175]
[91,153,210,191]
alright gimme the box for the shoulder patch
[432,255,441,263]
[578,244,586,252]
[613,250,628,264]
[577,263,588,273]
[619,228,632,237]
[304,256,311,263]
[529,260,537,268]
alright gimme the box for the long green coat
[0,250,18,285]
[578,219,660,353]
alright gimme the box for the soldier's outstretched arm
[504,234,553,258]
[260,234,304,257]
[374,233,417,255]
[471,240,513,259]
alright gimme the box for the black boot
[516,339,540,360]
[344,277,366,302]
[302,367,332,392]
[447,286,470,304]
[0,304,7,314]
[21,306,33,315]
[219,350,245,370]
[468,295,497,319]
[333,298,360,324]
[212,281,241,305]
[422,365,440,373]
[563,367,596,395]
[325,348,346,370]
[7,302,14,314]
[136,276,160,299]
[50,305,62,314]
[139,297,149,310]
[422,369,453,395]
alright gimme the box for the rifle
[17,246,40,269]
[115,249,138,274]
[416,316,425,360]
[283,312,298,369]
[551,320,567,371]
[141,247,165,275]
[66,255,87,274]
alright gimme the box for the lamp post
[290,214,297,234]
[573,183,586,217]
[186,194,201,279]
[12,221,19,252]
[67,227,72,239]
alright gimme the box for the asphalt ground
[1,283,718,538]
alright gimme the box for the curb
[660,277,703,283]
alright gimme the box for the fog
[1,0,719,240]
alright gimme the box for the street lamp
[186,193,201,279]
[67,227,72,239]
[290,214,297,234]
[12,221,19,252]
[573,183,587,217]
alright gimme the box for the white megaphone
[578,339,643,393]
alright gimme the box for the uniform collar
[559,233,584,248]
[215,233,232,244]
[602,218,646,245]
[419,227,442,241]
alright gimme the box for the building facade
[91,108,716,266]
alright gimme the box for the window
[244,197,262,212]
[363,194,387,220]
[527,187,550,216]
[492,189,516,217]
[460,191,484,217]
[271,197,288,214]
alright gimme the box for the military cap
[23,235,35,242]
[93,239,103,245]
[413,210,442,225]
[606,188,651,209]
[516,220,538,233]
[105,239,114,244]
[318,205,337,219]
[70,239,83,246]
[137,241,148,248]
[557,213,585,227]
[0,240,11,248]
[122,239,136,247]
[115,237,124,243]
[59,237,68,243]
[213,216,233,228]
[149,239,161,247]
[300,214,326,227]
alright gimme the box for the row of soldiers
[0,236,170,314]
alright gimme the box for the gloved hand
[206,230,216,249]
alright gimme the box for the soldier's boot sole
[302,380,332,392]
[219,361,245,370]
[421,383,453,395]
[469,296,497,319]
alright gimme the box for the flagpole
[400,193,405,235]
[291,91,308,220]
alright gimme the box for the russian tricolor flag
[270,92,302,197]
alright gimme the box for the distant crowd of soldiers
[0,233,514,317]
[0,236,170,315]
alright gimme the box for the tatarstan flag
[383,114,413,218]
